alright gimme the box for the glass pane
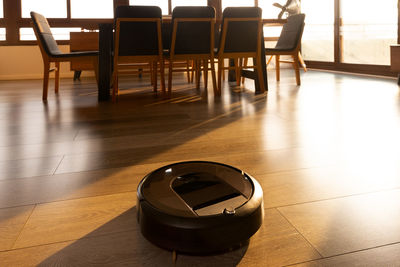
[0,28,5,41]
[301,0,334,62]
[129,0,169,15]
[20,27,81,41]
[258,0,281,19]
[172,0,208,10]
[222,0,255,11]
[71,0,113,18]
[0,0,3,18]
[340,0,397,65]
[22,0,67,18]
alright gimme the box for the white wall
[0,45,95,80]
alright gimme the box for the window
[20,27,81,41]
[171,0,208,10]
[0,0,3,18]
[130,0,169,15]
[302,0,335,62]
[340,0,397,65]
[21,0,67,18]
[0,28,5,41]
[71,0,113,18]
[221,0,255,11]
[258,0,281,19]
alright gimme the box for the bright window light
[258,0,281,19]
[21,0,67,18]
[0,0,3,18]
[71,0,113,18]
[172,0,208,10]
[0,28,5,41]
[129,0,169,15]
[222,0,255,11]
[20,27,81,41]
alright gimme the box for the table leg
[98,23,113,102]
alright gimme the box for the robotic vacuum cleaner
[137,161,264,254]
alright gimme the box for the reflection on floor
[1,70,400,266]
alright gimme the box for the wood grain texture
[293,242,400,267]
[0,205,34,251]
[13,192,136,249]
[1,70,400,265]
[279,189,400,257]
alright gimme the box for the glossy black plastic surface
[137,161,263,254]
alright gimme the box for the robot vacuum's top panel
[140,161,253,217]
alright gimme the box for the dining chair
[165,6,217,97]
[30,11,99,101]
[265,13,305,85]
[216,7,265,94]
[113,6,165,101]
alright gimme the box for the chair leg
[190,60,195,83]
[203,59,208,90]
[186,60,191,83]
[266,55,273,65]
[195,60,201,90]
[153,61,158,93]
[222,59,225,81]
[298,51,307,72]
[159,58,166,96]
[42,61,50,101]
[55,62,60,94]
[241,58,248,85]
[256,64,266,94]
[168,59,173,97]
[292,54,301,86]
[275,55,280,82]
[210,57,218,96]
[218,59,223,93]
[234,59,241,86]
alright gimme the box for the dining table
[96,18,285,101]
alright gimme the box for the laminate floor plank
[13,192,136,249]
[0,208,320,267]
[0,156,63,180]
[259,164,400,209]
[0,163,170,209]
[278,189,400,257]
[0,205,34,251]
[1,71,400,266]
[292,242,400,267]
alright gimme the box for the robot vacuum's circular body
[137,161,264,254]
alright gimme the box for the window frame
[0,0,399,77]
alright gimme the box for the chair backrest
[114,6,162,56]
[170,6,215,55]
[218,7,262,54]
[30,11,63,57]
[274,13,305,51]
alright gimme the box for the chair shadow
[38,207,248,267]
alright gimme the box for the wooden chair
[30,11,99,101]
[216,7,265,94]
[165,6,217,97]
[265,13,305,85]
[113,6,165,101]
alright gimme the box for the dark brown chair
[113,6,165,101]
[165,6,217,97]
[216,7,265,94]
[265,13,305,85]
[30,11,98,101]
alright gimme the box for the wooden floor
[1,70,400,266]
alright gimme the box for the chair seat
[51,50,99,58]
[265,47,294,53]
